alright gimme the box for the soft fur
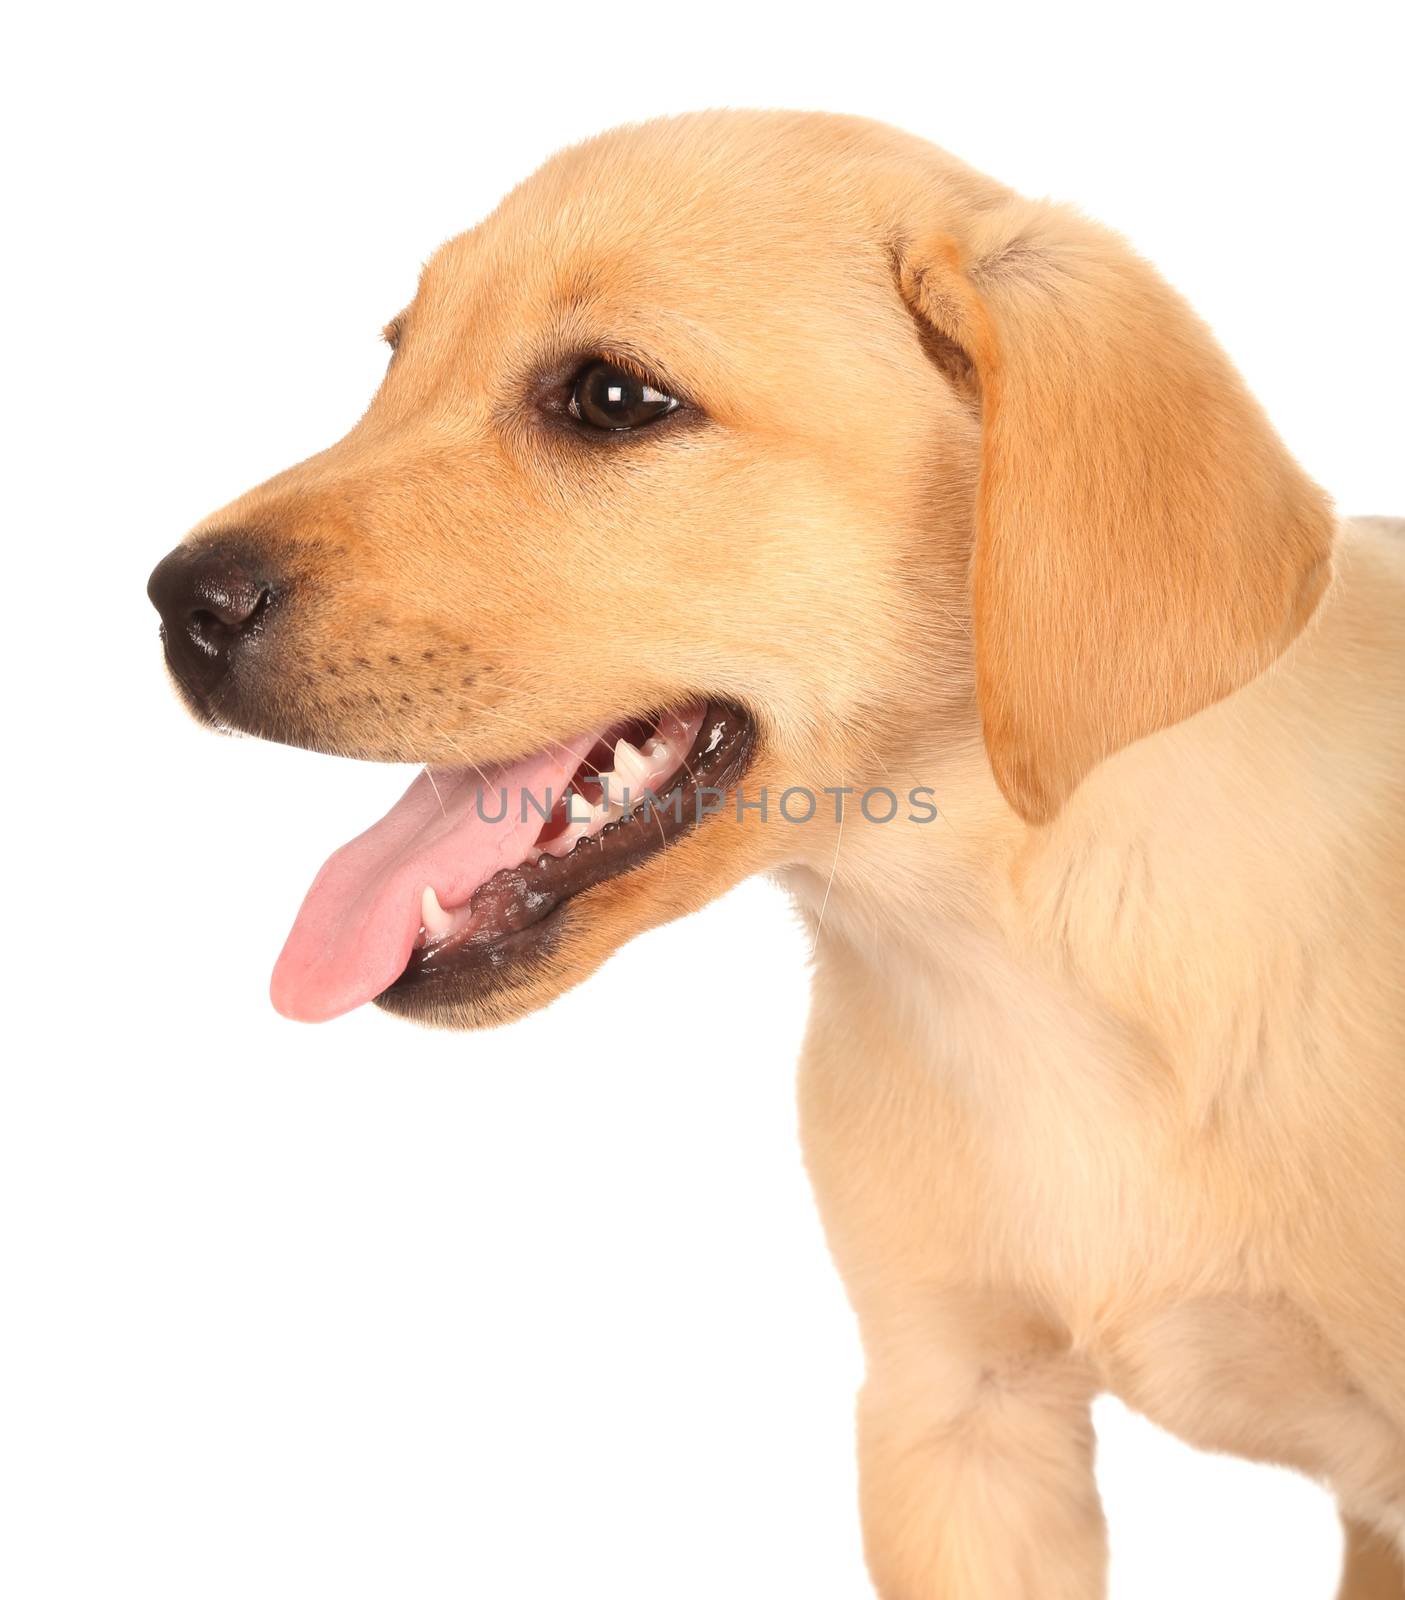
[171,113,1405,1595]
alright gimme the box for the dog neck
[783,518,1402,1121]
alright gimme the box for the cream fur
[167,112,1405,1596]
[790,516,1405,1595]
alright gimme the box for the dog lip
[381,700,756,1006]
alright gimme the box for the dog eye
[570,361,680,430]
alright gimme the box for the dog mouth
[270,700,755,1022]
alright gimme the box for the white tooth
[613,739,649,787]
[645,737,669,762]
[420,885,455,939]
[544,821,588,857]
[545,794,616,858]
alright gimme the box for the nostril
[189,572,272,627]
[187,597,266,660]
[191,583,271,635]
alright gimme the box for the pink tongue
[270,733,597,1023]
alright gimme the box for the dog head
[148,111,1333,1026]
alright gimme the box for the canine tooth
[546,791,616,858]
[603,780,635,814]
[547,814,591,855]
[613,739,650,787]
[421,885,456,939]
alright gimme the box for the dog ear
[898,205,1334,823]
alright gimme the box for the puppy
[148,112,1405,1597]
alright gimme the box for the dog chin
[369,894,631,1030]
[370,903,579,1030]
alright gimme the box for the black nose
[147,541,277,699]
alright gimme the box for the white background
[3,2,1401,1595]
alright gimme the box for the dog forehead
[416,112,922,325]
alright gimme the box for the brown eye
[570,360,680,430]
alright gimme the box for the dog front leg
[855,1303,1106,1600]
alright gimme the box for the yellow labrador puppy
[148,112,1405,1597]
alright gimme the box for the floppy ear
[899,203,1334,823]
